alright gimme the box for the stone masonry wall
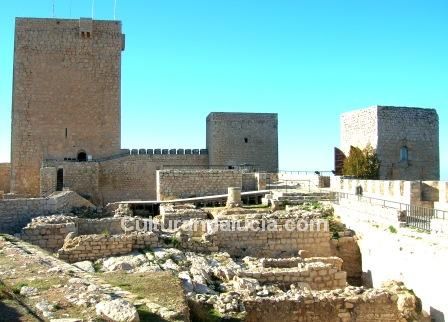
[11,18,124,196]
[57,232,159,262]
[21,217,77,252]
[333,201,447,320]
[20,215,138,252]
[244,291,405,322]
[40,167,57,197]
[330,237,362,285]
[101,155,209,203]
[204,219,332,258]
[206,113,278,172]
[340,106,378,156]
[41,161,100,203]
[0,163,10,194]
[41,154,209,205]
[238,259,347,291]
[157,169,242,201]
[376,106,439,180]
[330,176,441,207]
[340,106,439,180]
[0,190,94,233]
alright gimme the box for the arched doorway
[56,168,64,191]
[77,151,87,162]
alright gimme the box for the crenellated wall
[330,176,445,208]
[41,154,209,205]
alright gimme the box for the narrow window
[244,137,248,143]
[56,168,64,191]
[65,128,68,138]
[400,146,409,161]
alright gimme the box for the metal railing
[278,170,334,176]
[266,178,314,193]
[335,192,448,233]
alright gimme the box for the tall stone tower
[11,18,124,196]
[206,112,278,172]
[339,106,439,180]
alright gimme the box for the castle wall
[11,18,124,196]
[41,154,209,205]
[156,169,242,200]
[340,107,378,156]
[0,163,10,194]
[41,161,101,203]
[330,177,441,208]
[340,106,439,180]
[206,113,278,172]
[376,106,439,180]
[100,154,209,203]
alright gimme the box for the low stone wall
[208,230,331,258]
[239,259,346,291]
[77,217,126,235]
[244,290,406,322]
[20,215,139,252]
[331,176,447,208]
[156,169,243,200]
[57,232,159,262]
[0,190,95,233]
[331,236,362,285]
[21,216,77,252]
[160,204,208,227]
[178,218,331,257]
[0,163,10,194]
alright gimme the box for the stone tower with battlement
[206,112,278,172]
[339,106,439,180]
[11,18,124,196]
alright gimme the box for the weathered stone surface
[95,299,140,322]
[73,261,95,273]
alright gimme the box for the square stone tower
[340,106,439,180]
[206,112,278,172]
[11,18,124,196]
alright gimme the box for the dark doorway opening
[56,169,64,191]
[77,151,87,162]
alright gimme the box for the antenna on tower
[113,0,117,20]
[91,0,95,19]
[52,0,55,18]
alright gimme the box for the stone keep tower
[340,106,439,180]
[11,18,124,196]
[206,112,278,172]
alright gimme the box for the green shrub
[388,225,397,234]
[343,145,380,179]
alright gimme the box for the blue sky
[0,0,447,178]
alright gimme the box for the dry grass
[101,271,188,314]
